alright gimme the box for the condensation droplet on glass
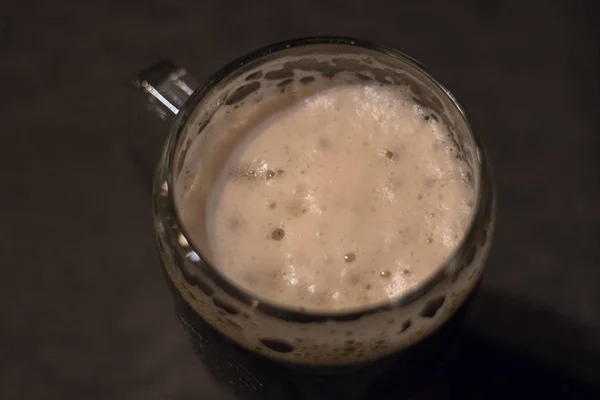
[186,251,200,262]
[160,181,168,196]
[178,234,189,247]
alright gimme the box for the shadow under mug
[133,37,495,400]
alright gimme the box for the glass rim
[159,36,489,322]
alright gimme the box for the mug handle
[134,60,199,120]
[130,61,199,187]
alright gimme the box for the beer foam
[187,78,474,312]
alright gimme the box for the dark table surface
[1,0,599,398]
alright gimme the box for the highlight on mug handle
[134,60,199,120]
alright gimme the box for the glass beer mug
[133,37,495,399]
